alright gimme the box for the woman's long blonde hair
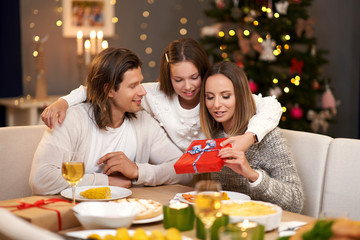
[200,61,256,139]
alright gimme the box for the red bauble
[290,105,304,120]
[248,79,258,93]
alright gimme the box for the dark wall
[0,0,23,126]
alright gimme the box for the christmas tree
[199,0,337,133]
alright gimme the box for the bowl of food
[221,200,282,231]
[73,201,139,229]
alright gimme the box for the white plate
[132,213,163,224]
[66,229,191,239]
[223,200,282,231]
[177,191,250,205]
[60,185,132,201]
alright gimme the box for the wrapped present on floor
[174,138,230,174]
[0,195,80,232]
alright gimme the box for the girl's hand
[220,132,255,152]
[218,147,259,182]
[41,99,69,129]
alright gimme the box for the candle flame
[84,40,90,49]
[77,30,83,39]
[90,30,96,39]
[97,31,103,39]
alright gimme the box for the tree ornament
[215,0,225,9]
[268,86,282,98]
[275,1,289,15]
[322,84,337,115]
[312,79,320,90]
[311,45,317,56]
[231,0,242,19]
[290,58,304,75]
[307,109,332,133]
[290,105,303,120]
[248,79,259,93]
[259,35,276,61]
[200,23,222,37]
[237,29,262,55]
[267,0,273,18]
[296,18,315,38]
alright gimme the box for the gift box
[174,138,230,174]
[0,196,80,232]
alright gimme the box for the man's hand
[41,99,69,129]
[98,151,139,180]
[108,172,132,188]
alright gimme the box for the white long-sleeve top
[62,83,283,152]
[29,103,192,195]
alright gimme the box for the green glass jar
[196,214,230,240]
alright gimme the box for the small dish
[73,201,139,229]
[61,185,132,201]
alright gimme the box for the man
[29,48,192,195]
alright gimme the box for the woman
[200,61,304,213]
[41,38,282,153]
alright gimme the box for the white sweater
[29,103,192,195]
[62,83,283,152]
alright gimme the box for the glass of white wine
[62,152,84,205]
[194,180,222,240]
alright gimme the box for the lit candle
[76,30,83,56]
[219,220,265,240]
[102,40,108,50]
[97,31,103,53]
[90,30,97,55]
[163,201,194,231]
[84,40,91,66]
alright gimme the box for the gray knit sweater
[212,127,304,213]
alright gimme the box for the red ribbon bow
[1,198,71,231]
[290,58,304,75]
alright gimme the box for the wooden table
[61,184,315,239]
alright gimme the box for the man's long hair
[86,47,142,129]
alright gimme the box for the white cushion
[0,125,45,200]
[322,138,360,221]
[282,129,332,217]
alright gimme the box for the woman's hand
[220,132,255,152]
[218,147,259,182]
[41,99,69,129]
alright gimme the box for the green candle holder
[219,221,265,240]
[163,203,195,232]
[196,214,229,240]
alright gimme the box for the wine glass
[62,152,84,205]
[194,180,222,240]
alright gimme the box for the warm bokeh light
[84,40,91,49]
[145,47,152,54]
[140,34,147,40]
[34,36,40,42]
[179,28,187,35]
[29,22,35,29]
[33,51,38,57]
[218,31,225,37]
[221,52,228,58]
[261,6,267,12]
[258,37,263,43]
[112,17,118,23]
[110,0,116,5]
[274,13,280,18]
[282,106,287,112]
[220,45,227,50]
[229,30,235,36]
[284,87,289,93]
[56,20,62,27]
[284,44,290,50]
[285,35,290,41]
[253,20,259,26]
[243,30,250,36]
[143,11,150,18]
[180,18,187,24]
[273,78,278,84]
[148,60,156,68]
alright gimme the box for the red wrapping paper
[174,138,230,174]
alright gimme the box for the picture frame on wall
[62,0,115,38]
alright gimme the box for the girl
[41,38,282,153]
[200,61,304,213]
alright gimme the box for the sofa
[0,125,359,220]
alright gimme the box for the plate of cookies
[115,198,164,224]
